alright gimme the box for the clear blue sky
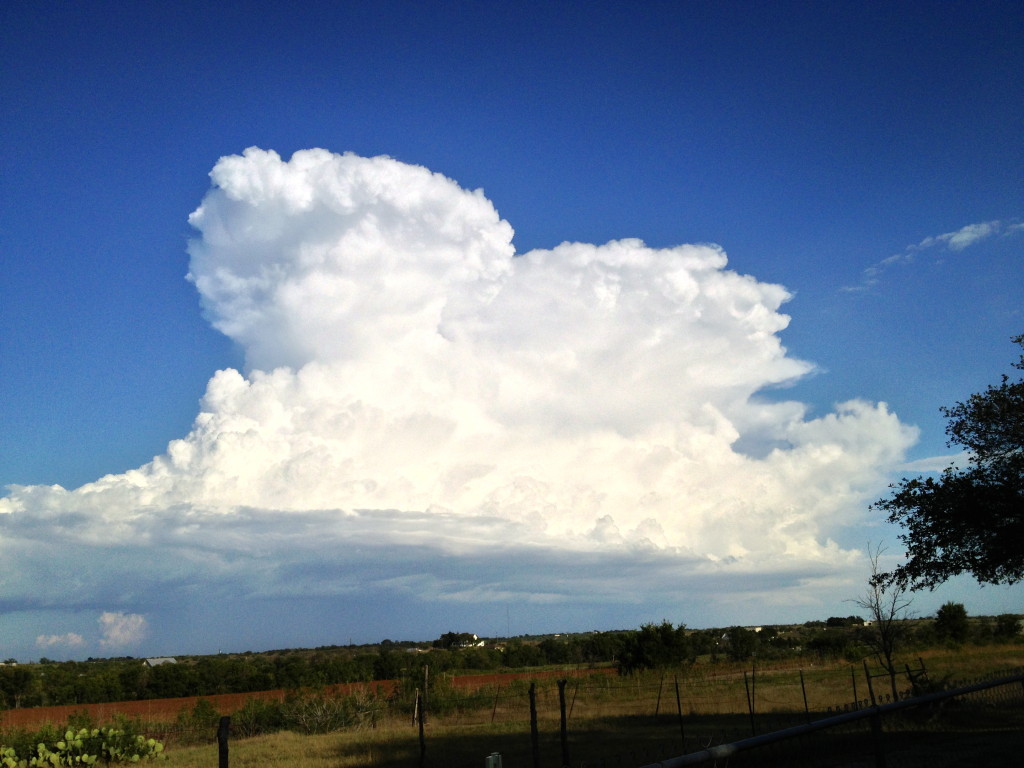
[1,1,1021,662]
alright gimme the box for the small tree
[934,602,970,644]
[851,544,913,701]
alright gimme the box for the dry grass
[19,645,1024,767]
[163,728,412,768]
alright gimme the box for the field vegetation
[144,643,1024,767]
[2,612,1020,767]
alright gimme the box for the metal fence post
[674,675,686,751]
[800,669,810,724]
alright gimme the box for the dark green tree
[618,621,692,673]
[502,639,544,668]
[724,626,759,662]
[0,665,36,708]
[805,631,852,659]
[933,601,970,644]
[994,613,1021,640]
[874,334,1024,589]
[433,632,478,649]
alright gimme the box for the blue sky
[1,1,1021,662]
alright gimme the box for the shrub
[176,697,220,732]
[231,697,285,738]
[994,614,1021,640]
[280,688,380,734]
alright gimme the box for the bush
[994,614,1021,640]
[281,689,380,734]
[806,631,852,660]
[175,697,220,732]
[231,697,285,738]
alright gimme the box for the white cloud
[916,221,999,252]
[98,612,148,648]
[843,218,1020,291]
[0,148,923,649]
[36,633,84,649]
[897,452,967,474]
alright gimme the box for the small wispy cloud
[843,219,1021,292]
[98,612,148,648]
[897,452,967,474]
[36,633,85,649]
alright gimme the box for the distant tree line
[0,635,624,709]
[0,612,1019,710]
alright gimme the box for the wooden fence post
[751,661,757,725]
[422,665,429,726]
[743,671,755,736]
[417,691,426,768]
[863,660,877,707]
[558,679,569,768]
[217,716,230,768]
[529,682,540,768]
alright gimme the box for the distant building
[143,657,177,667]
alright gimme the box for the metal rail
[639,673,1024,768]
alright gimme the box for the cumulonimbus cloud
[1,148,918,639]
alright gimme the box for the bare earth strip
[0,667,617,730]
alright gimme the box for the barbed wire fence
[7,661,1022,767]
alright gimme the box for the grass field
[151,645,1022,767]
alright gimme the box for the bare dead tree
[851,543,914,701]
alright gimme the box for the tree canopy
[934,602,969,644]
[874,334,1024,589]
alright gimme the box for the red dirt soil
[0,668,616,730]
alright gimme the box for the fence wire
[9,664,1020,767]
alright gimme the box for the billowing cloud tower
[0,148,917,647]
